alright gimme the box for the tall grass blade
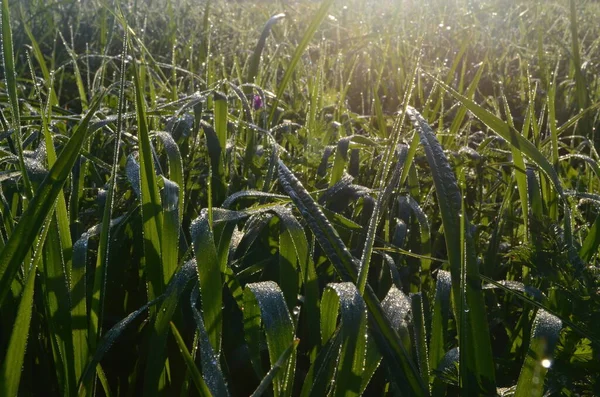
[246,13,285,85]
[89,36,128,387]
[268,0,335,124]
[407,106,496,394]
[131,37,164,301]
[357,145,406,294]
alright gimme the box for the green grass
[1,0,600,395]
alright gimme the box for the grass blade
[407,107,496,394]
[169,322,213,397]
[244,281,296,397]
[250,339,299,397]
[191,209,222,355]
[320,282,368,397]
[268,0,335,124]
[131,42,165,303]
[0,255,37,396]
[246,13,286,85]
[514,310,562,397]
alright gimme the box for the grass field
[1,0,599,395]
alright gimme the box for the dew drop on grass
[541,358,552,368]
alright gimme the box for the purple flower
[253,94,263,110]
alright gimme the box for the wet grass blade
[244,281,296,397]
[407,107,496,394]
[320,282,368,397]
[154,130,184,283]
[89,35,128,384]
[271,206,320,354]
[429,271,452,396]
[190,286,229,397]
[514,310,562,397]
[357,145,406,294]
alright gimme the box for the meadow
[0,0,599,395]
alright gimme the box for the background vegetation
[0,0,599,395]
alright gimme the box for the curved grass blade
[169,322,213,397]
[514,310,562,397]
[321,283,381,396]
[243,281,296,397]
[222,191,288,209]
[153,130,184,285]
[407,106,496,394]
[277,160,427,395]
[246,13,286,85]
[0,91,104,305]
[320,282,368,397]
[270,206,320,354]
